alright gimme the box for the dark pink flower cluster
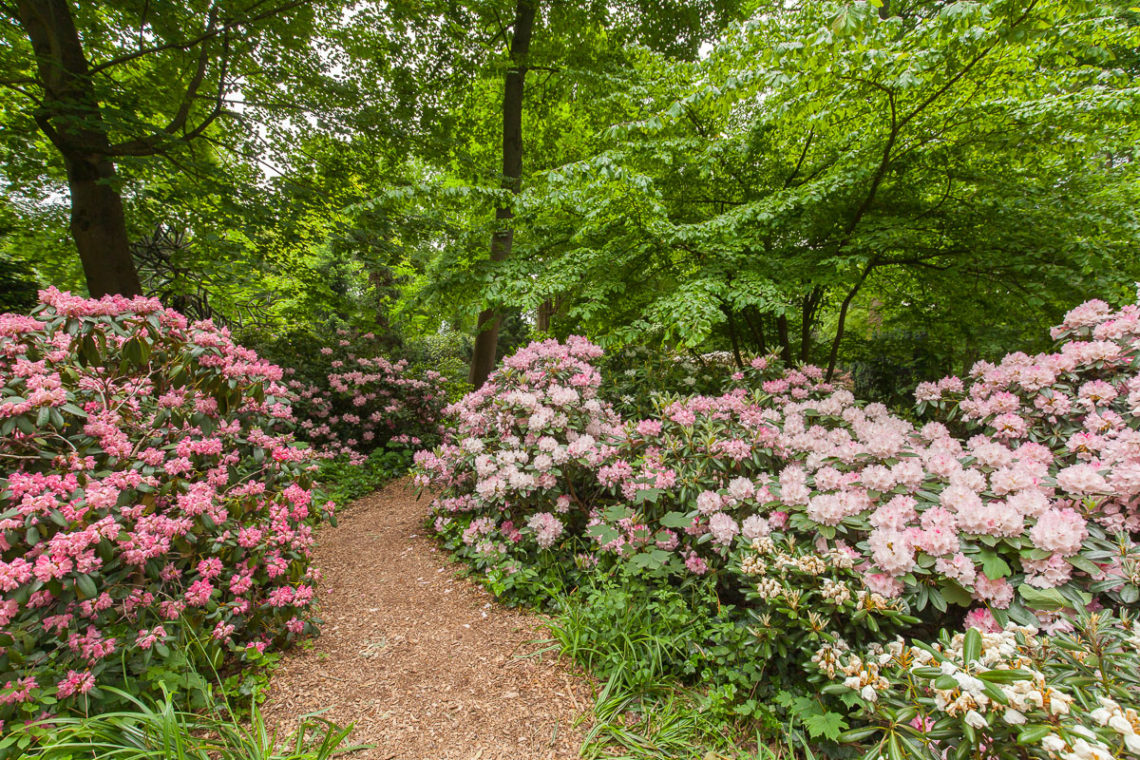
[284,330,448,463]
[0,289,330,723]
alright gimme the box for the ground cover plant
[0,290,332,735]
[415,292,1140,756]
[1,685,358,760]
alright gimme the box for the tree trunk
[536,299,553,332]
[742,306,766,355]
[724,306,744,369]
[64,153,141,298]
[799,286,823,363]
[468,0,536,389]
[16,0,142,298]
[825,260,877,381]
[776,314,793,363]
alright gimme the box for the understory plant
[283,328,449,463]
[1,685,358,760]
[416,291,1140,753]
[0,289,331,728]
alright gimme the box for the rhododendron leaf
[914,585,929,611]
[963,627,982,664]
[977,668,1033,684]
[75,574,97,599]
[1016,725,1055,746]
[886,732,905,760]
[1066,556,1099,576]
[122,336,150,365]
[837,725,880,743]
[1120,585,1139,604]
[940,582,973,608]
[1018,585,1071,611]
[979,680,1009,705]
[979,550,1011,580]
[78,335,100,367]
[1021,548,1053,561]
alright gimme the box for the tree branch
[783,128,814,189]
[88,0,306,75]
[897,0,1039,131]
[109,17,234,157]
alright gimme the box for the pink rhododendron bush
[284,330,450,464]
[413,337,623,596]
[0,289,329,725]
[416,294,1140,740]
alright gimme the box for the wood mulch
[262,479,592,760]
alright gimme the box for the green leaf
[1017,725,1055,746]
[602,505,633,522]
[977,669,1033,684]
[803,711,848,742]
[962,628,981,664]
[659,511,693,529]
[587,523,621,546]
[1018,585,1073,611]
[978,550,1011,580]
[940,581,973,608]
[836,726,880,743]
[75,574,98,599]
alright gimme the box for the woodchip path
[263,480,591,760]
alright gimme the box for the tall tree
[1,0,317,297]
[502,0,1140,375]
[469,0,536,388]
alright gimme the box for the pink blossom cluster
[419,294,1140,632]
[918,297,1140,537]
[0,289,330,722]
[284,330,448,463]
[599,360,1128,624]
[414,337,624,562]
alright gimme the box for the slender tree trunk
[536,299,553,332]
[723,305,743,369]
[742,306,766,355]
[469,0,536,389]
[799,286,822,363]
[776,314,793,363]
[16,0,142,297]
[825,260,877,381]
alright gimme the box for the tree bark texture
[15,0,142,297]
[469,0,536,389]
